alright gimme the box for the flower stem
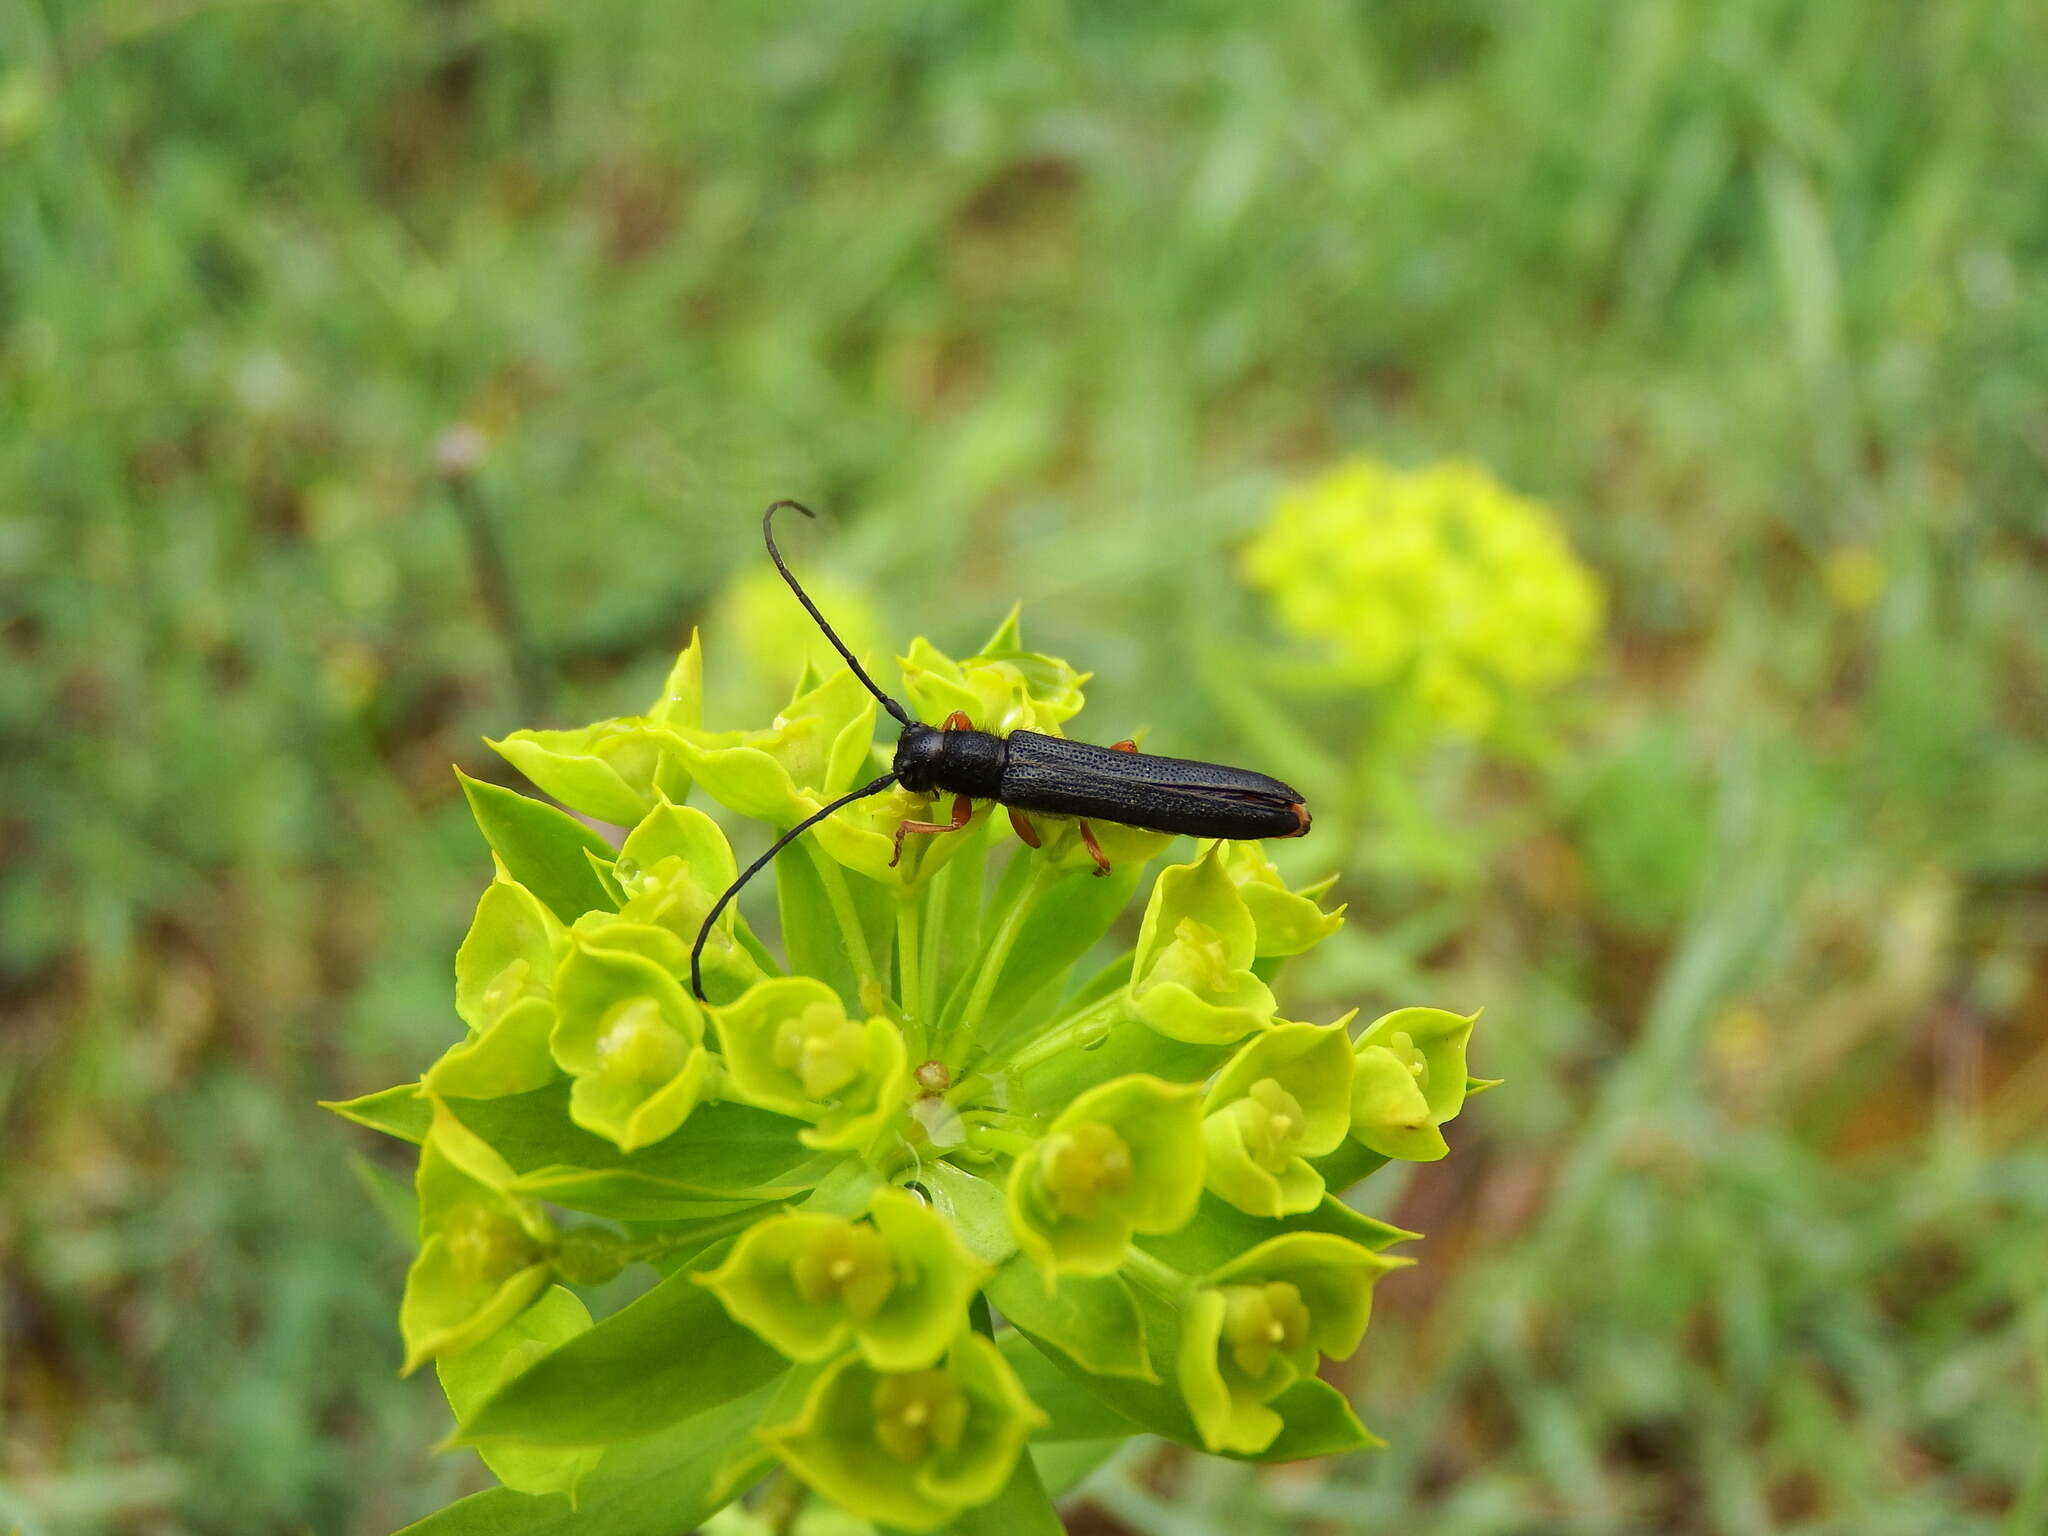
[895,894,925,1036]
[999,988,1130,1076]
[945,860,1056,1065]
[802,839,879,1001]
[616,1204,772,1260]
[965,1125,1038,1160]
[1120,1245,1195,1302]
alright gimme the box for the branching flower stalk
[329,612,1492,1533]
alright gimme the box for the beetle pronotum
[688,502,1310,999]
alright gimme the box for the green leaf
[437,1286,604,1497]
[461,1246,786,1447]
[980,864,1146,1035]
[1008,1017,1233,1118]
[773,828,862,1008]
[346,1150,418,1243]
[986,1254,1153,1381]
[923,826,991,1020]
[458,770,616,924]
[1005,1317,1199,1451]
[918,1163,1017,1267]
[395,1373,782,1535]
[443,1084,818,1197]
[1311,1139,1393,1194]
[498,1171,769,1224]
[998,1332,1143,1444]
[321,1082,429,1144]
[1137,1191,1417,1275]
[936,1448,1065,1536]
[1249,1377,1379,1462]
[1029,1439,1123,1500]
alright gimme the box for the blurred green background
[4,2,2045,1532]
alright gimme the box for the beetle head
[892,723,945,793]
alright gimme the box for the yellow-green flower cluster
[329,613,1490,1531]
[1243,456,1604,738]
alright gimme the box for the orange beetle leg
[1007,808,1042,849]
[1078,820,1112,877]
[941,710,974,732]
[890,795,973,867]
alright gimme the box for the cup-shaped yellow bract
[454,871,566,1033]
[760,1332,1046,1533]
[609,796,768,1000]
[667,666,878,826]
[432,873,566,1100]
[898,608,1089,739]
[488,720,686,828]
[547,933,711,1152]
[1244,457,1603,741]
[485,634,703,825]
[1349,1006,1479,1162]
[810,781,990,890]
[713,977,910,1149]
[425,992,559,1102]
[1129,847,1277,1043]
[1211,840,1346,958]
[1007,1075,1206,1277]
[697,1190,987,1371]
[1202,1019,1356,1217]
[399,1137,555,1375]
[1178,1232,1402,1454]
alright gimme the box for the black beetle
[689,501,1309,999]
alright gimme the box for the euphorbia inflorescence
[330,613,1491,1532]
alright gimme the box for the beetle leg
[890,795,973,867]
[1111,739,1137,752]
[1007,809,1042,849]
[1077,820,1112,877]
[942,710,974,732]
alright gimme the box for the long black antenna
[690,770,899,1000]
[763,500,913,728]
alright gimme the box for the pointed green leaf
[1030,1439,1124,1500]
[441,1084,818,1198]
[322,1083,429,1144]
[986,1253,1153,1381]
[461,1245,785,1447]
[437,1286,604,1497]
[998,1333,1144,1445]
[943,1448,1065,1536]
[395,1374,781,1535]
[458,771,616,924]
[1138,1191,1417,1275]
[918,1162,1017,1268]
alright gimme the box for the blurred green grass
[3,1,2045,1531]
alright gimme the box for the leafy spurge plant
[330,614,1490,1534]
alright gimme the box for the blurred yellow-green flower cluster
[1244,457,1604,741]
